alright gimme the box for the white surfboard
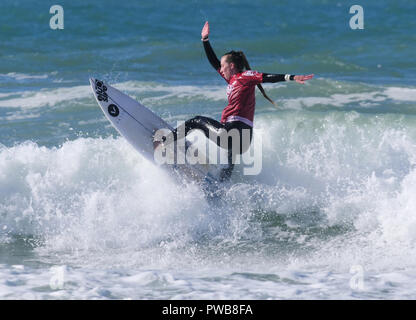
[89,78,219,185]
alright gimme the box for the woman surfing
[164,21,314,182]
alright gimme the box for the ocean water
[1,0,416,300]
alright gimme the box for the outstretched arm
[263,73,314,84]
[201,21,221,70]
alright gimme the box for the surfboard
[89,78,220,186]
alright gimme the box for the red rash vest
[218,69,263,127]
[202,39,289,127]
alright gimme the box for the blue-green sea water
[1,0,416,299]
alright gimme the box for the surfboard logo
[108,104,119,117]
[94,79,108,102]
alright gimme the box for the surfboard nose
[89,77,96,86]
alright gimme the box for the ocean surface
[1,0,416,299]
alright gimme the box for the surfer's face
[220,55,236,81]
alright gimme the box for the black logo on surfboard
[108,104,119,117]
[94,79,108,102]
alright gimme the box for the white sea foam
[285,92,385,109]
[117,81,227,103]
[0,85,92,109]
[2,258,416,299]
[2,112,416,268]
[1,79,414,113]
[0,81,226,109]
[2,81,416,299]
[282,85,416,110]
[383,87,416,102]
[1,111,41,121]
[1,72,49,81]
[0,137,215,250]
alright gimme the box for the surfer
[169,21,314,182]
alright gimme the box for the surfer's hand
[294,74,314,84]
[201,21,209,41]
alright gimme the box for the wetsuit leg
[172,117,253,182]
[219,121,253,182]
[172,116,226,144]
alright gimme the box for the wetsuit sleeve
[262,73,295,83]
[203,40,221,71]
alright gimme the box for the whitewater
[1,78,416,299]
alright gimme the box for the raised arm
[201,21,220,70]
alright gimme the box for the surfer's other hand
[201,21,209,41]
[294,74,314,84]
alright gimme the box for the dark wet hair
[224,51,276,106]
[224,50,246,72]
